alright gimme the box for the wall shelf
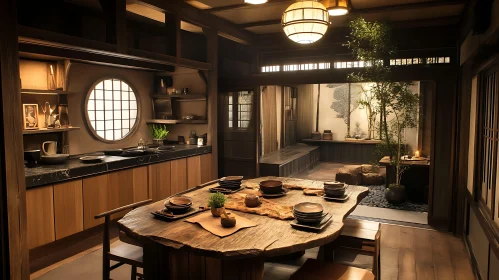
[21,89,77,95]
[152,94,207,102]
[146,119,207,125]
[23,127,80,135]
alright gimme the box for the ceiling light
[282,0,330,44]
[323,0,349,16]
[244,0,268,4]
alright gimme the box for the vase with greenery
[208,192,226,217]
[149,124,169,145]
[346,18,419,203]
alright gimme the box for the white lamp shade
[244,0,268,4]
[328,7,348,16]
[282,1,330,44]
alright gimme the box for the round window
[86,78,139,142]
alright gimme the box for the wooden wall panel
[261,86,278,155]
[53,180,83,240]
[26,186,55,249]
[297,84,314,141]
[149,161,172,202]
[200,153,213,183]
[108,169,134,220]
[83,174,109,229]
[133,166,149,202]
[171,158,187,194]
[187,155,201,189]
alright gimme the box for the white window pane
[105,120,113,129]
[96,111,104,120]
[104,79,112,89]
[122,128,129,136]
[122,101,129,109]
[121,82,129,91]
[105,130,113,140]
[105,111,112,119]
[88,101,95,111]
[95,90,104,100]
[89,91,95,100]
[96,100,104,110]
[130,118,136,127]
[129,93,136,101]
[114,120,121,129]
[114,101,121,109]
[130,110,137,119]
[97,130,105,138]
[104,91,113,100]
[114,111,121,119]
[96,121,104,130]
[130,101,137,110]
[88,111,95,121]
[105,100,112,110]
[113,79,121,90]
[95,82,104,90]
[123,110,129,119]
[113,91,121,101]
[114,130,121,139]
[90,121,96,129]
[123,120,130,129]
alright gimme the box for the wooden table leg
[143,243,265,280]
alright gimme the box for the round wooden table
[118,177,368,280]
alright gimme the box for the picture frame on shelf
[23,104,39,130]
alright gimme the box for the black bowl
[259,180,283,194]
[24,150,41,162]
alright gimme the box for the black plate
[152,207,206,221]
[290,214,333,232]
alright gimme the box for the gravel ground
[358,185,428,212]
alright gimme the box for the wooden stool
[318,219,381,278]
[290,259,375,280]
[95,199,152,280]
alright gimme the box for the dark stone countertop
[25,145,212,189]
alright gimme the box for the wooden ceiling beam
[134,0,255,45]
[206,0,293,13]
[237,0,466,28]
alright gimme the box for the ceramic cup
[42,141,57,155]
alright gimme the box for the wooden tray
[290,214,333,232]
[209,186,245,194]
[152,207,207,221]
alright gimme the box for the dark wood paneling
[260,147,320,177]
[303,142,380,164]
[0,0,29,277]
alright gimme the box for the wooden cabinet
[200,153,213,183]
[53,180,83,240]
[133,166,149,202]
[108,169,134,220]
[149,161,171,202]
[83,174,109,230]
[187,156,201,189]
[26,186,55,249]
[171,158,187,194]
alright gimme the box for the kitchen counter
[25,145,211,188]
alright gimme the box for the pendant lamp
[244,0,268,4]
[282,0,330,44]
[324,0,349,16]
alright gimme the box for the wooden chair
[95,199,152,280]
[293,225,381,280]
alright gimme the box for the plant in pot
[208,192,226,217]
[346,18,419,204]
[149,124,169,146]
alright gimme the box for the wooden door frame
[0,0,30,278]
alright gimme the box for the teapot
[189,130,198,145]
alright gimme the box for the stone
[361,164,377,174]
[335,165,362,185]
[362,172,385,185]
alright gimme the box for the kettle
[189,130,198,145]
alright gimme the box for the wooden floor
[31,223,476,280]
[380,224,475,280]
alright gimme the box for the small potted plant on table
[149,124,169,146]
[208,192,226,217]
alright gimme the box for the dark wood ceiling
[185,0,467,34]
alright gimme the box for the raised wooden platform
[259,145,320,177]
[302,139,379,163]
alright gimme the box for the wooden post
[165,12,181,58]
[204,27,218,180]
[0,0,29,278]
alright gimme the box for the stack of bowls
[164,196,193,214]
[323,181,346,198]
[293,202,325,224]
[219,176,243,190]
[259,180,284,195]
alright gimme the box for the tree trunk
[347,83,351,137]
